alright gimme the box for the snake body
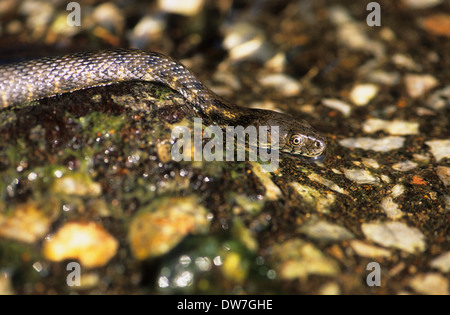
[0,48,326,157]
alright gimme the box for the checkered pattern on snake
[0,49,326,157]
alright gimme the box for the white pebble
[404,74,439,98]
[436,166,450,187]
[392,160,418,172]
[298,219,354,241]
[401,0,443,9]
[350,84,379,106]
[425,139,450,162]
[409,273,449,295]
[339,136,405,152]
[258,74,302,97]
[343,168,379,185]
[430,251,450,273]
[362,118,419,135]
[158,0,204,16]
[322,98,352,117]
[362,221,426,254]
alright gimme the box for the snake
[0,48,326,157]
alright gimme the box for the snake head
[253,110,327,158]
[284,130,327,157]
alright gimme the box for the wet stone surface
[0,0,449,295]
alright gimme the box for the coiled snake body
[0,49,326,157]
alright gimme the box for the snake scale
[0,48,326,157]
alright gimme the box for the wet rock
[251,162,282,201]
[51,172,102,197]
[128,196,210,260]
[43,222,119,268]
[289,182,336,213]
[0,202,53,243]
[269,238,340,280]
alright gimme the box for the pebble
[258,73,302,97]
[322,98,352,117]
[380,196,404,220]
[409,273,449,295]
[128,196,210,259]
[430,251,450,273]
[420,14,450,37]
[361,221,426,254]
[158,0,204,16]
[43,222,118,268]
[426,85,450,110]
[19,0,54,39]
[269,238,340,280]
[425,139,450,162]
[222,22,275,62]
[91,3,124,35]
[392,160,418,172]
[392,54,422,71]
[349,240,391,258]
[366,70,401,86]
[332,11,384,58]
[0,272,13,295]
[51,172,102,197]
[298,218,354,241]
[251,162,282,201]
[307,173,348,195]
[361,158,380,169]
[436,166,450,187]
[0,202,52,243]
[128,14,166,48]
[222,252,247,283]
[404,74,439,99]
[342,168,379,185]
[349,84,379,106]
[289,182,336,213]
[401,0,443,9]
[339,136,405,152]
[362,118,419,135]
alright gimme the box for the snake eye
[290,135,303,146]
